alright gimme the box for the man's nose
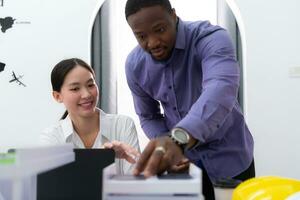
[147,36,159,49]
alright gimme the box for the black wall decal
[9,71,26,87]
[0,17,15,33]
[0,62,5,72]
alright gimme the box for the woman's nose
[81,88,91,98]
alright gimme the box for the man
[124,0,254,199]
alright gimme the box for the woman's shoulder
[100,110,137,140]
[40,120,67,145]
[42,123,62,135]
[100,109,135,125]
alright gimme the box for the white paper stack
[0,144,74,200]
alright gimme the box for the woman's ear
[52,91,63,103]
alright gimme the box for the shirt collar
[60,115,73,140]
[59,108,110,142]
[174,18,186,50]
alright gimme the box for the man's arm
[176,29,240,144]
[125,59,169,138]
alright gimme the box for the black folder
[37,149,115,200]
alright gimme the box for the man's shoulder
[184,20,224,38]
[126,46,147,69]
[128,45,144,57]
[185,20,221,30]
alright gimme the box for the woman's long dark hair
[51,58,95,119]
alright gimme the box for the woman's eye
[70,88,79,91]
[88,83,95,88]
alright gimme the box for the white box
[102,163,203,200]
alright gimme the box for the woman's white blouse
[40,109,140,175]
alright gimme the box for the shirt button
[173,107,176,110]
[168,86,172,89]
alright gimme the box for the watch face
[174,129,189,144]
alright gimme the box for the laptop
[37,149,115,200]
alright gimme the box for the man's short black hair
[125,0,173,20]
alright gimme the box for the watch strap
[168,134,185,153]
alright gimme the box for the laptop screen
[37,148,115,200]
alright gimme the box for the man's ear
[172,8,176,15]
[171,8,177,22]
[52,91,63,103]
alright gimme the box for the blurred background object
[232,176,300,200]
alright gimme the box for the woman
[40,58,140,174]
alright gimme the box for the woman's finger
[122,153,137,164]
[103,142,113,148]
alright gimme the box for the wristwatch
[169,127,190,152]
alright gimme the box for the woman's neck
[69,110,100,148]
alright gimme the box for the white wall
[112,0,217,150]
[3,0,299,180]
[0,0,103,151]
[231,0,300,179]
[0,0,217,152]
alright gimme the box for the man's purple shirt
[125,19,254,180]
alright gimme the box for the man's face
[127,5,177,61]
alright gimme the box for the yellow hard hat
[232,176,300,200]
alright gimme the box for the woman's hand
[103,141,140,164]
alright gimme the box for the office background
[1,0,300,180]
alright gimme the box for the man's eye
[137,35,145,40]
[157,27,165,33]
[88,83,95,88]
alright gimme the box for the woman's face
[53,65,99,118]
